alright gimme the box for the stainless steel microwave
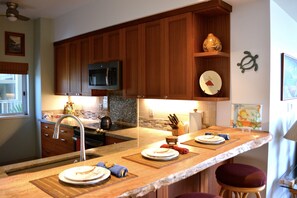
[88,60,121,90]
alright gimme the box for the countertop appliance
[88,60,122,90]
[100,116,112,130]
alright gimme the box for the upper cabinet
[90,30,121,63]
[54,38,91,96]
[122,25,141,98]
[192,5,231,101]
[163,13,193,100]
[123,13,193,99]
[54,0,232,101]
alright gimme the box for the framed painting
[5,31,25,56]
[281,53,297,100]
[230,104,262,130]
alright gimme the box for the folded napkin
[97,162,128,178]
[205,132,230,140]
[160,144,189,154]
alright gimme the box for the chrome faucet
[53,114,86,161]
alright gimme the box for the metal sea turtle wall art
[237,51,259,73]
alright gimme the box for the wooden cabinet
[54,0,231,101]
[140,19,165,98]
[90,30,121,63]
[123,13,192,99]
[68,40,81,95]
[55,43,69,95]
[164,13,193,99]
[41,122,74,158]
[55,38,91,96]
[192,8,231,101]
[122,25,141,98]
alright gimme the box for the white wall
[268,1,297,197]
[53,0,199,41]
[0,18,37,164]
[217,1,271,197]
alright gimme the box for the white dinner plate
[199,70,222,95]
[145,148,178,158]
[62,166,105,182]
[59,166,110,185]
[195,135,225,145]
[141,148,179,161]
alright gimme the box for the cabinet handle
[44,133,49,137]
[164,96,168,99]
[60,138,66,142]
[45,125,49,129]
[60,130,65,133]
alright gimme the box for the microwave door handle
[105,68,109,86]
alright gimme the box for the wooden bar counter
[0,126,272,197]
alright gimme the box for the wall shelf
[194,51,229,58]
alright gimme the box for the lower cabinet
[41,122,74,158]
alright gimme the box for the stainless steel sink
[5,153,101,176]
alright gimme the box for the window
[0,62,28,116]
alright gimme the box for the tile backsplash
[138,99,217,131]
[42,93,217,131]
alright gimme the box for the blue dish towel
[205,132,230,140]
[97,162,128,178]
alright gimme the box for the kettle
[100,116,112,130]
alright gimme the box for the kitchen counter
[0,126,272,197]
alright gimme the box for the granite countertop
[0,126,272,197]
[0,126,172,177]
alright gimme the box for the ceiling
[0,0,96,19]
[0,0,296,22]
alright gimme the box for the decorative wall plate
[199,70,222,95]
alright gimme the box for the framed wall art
[230,104,262,130]
[281,53,297,100]
[5,31,25,56]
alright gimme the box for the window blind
[0,61,28,74]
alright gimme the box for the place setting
[181,132,239,150]
[122,137,198,169]
[30,162,137,198]
[58,165,111,185]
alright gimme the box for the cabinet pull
[60,130,65,133]
[60,138,66,142]
[44,133,49,137]
[45,125,49,129]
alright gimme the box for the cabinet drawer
[41,122,74,157]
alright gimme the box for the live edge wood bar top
[0,126,272,198]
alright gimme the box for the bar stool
[176,192,222,198]
[215,163,266,198]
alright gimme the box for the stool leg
[243,193,248,198]
[255,192,261,198]
[219,187,226,197]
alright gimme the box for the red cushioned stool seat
[176,192,222,198]
[215,163,266,198]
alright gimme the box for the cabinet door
[55,44,69,95]
[164,13,193,99]
[41,123,74,158]
[68,40,82,95]
[91,34,104,63]
[90,30,121,63]
[123,25,142,98]
[81,38,91,96]
[105,30,121,61]
[141,20,165,98]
